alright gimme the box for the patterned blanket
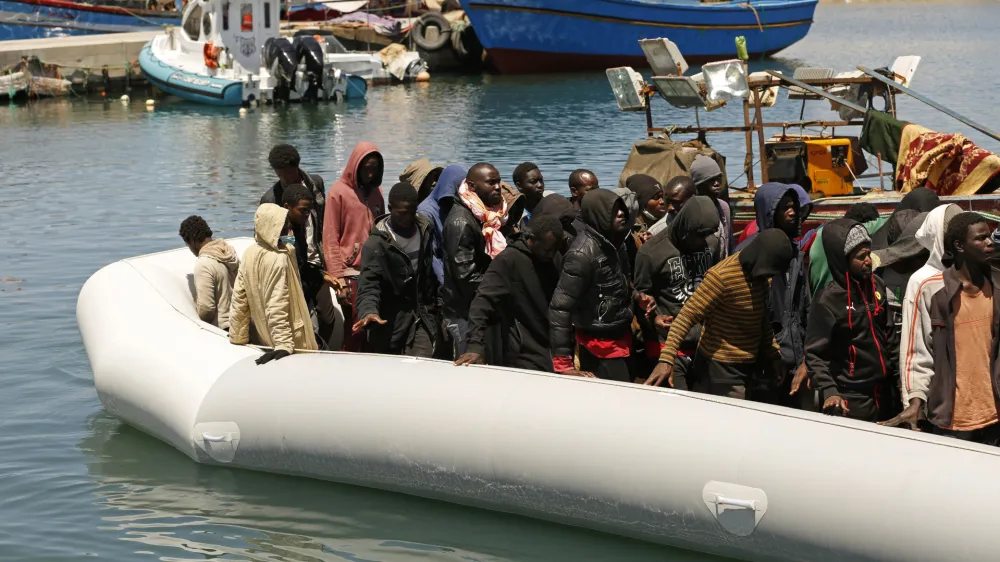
[896,124,1000,195]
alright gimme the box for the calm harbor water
[2,1,999,560]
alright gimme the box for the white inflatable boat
[78,239,1000,562]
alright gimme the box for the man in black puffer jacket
[354,182,440,357]
[550,188,655,381]
[806,219,899,422]
[455,215,565,372]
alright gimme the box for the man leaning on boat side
[455,214,565,372]
[884,213,1000,445]
[261,144,326,269]
[229,203,319,365]
[352,182,440,358]
[645,229,792,399]
[549,188,656,381]
[179,215,239,331]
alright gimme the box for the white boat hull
[77,239,1000,561]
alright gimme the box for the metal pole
[645,91,653,137]
[753,86,768,184]
[742,62,755,190]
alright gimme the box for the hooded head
[533,193,579,239]
[822,219,874,287]
[753,182,800,238]
[399,158,442,203]
[339,142,383,192]
[581,188,628,242]
[254,203,289,251]
[417,164,467,237]
[626,174,666,222]
[738,228,795,280]
[897,187,941,214]
[873,211,928,269]
[669,195,719,252]
[690,155,724,200]
[915,203,961,271]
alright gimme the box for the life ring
[203,42,221,69]
[411,12,451,52]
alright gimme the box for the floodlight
[639,38,689,77]
[651,75,704,108]
[890,56,920,87]
[606,66,647,112]
[787,67,834,100]
[701,59,748,102]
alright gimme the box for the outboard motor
[293,36,324,102]
[263,37,298,102]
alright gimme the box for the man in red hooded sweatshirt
[323,142,386,351]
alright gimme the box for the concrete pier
[0,31,160,94]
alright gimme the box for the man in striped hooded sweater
[645,229,794,399]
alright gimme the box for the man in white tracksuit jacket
[882,203,960,429]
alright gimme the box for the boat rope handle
[713,495,757,510]
[201,433,232,442]
[737,4,764,33]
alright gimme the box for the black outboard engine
[263,37,298,102]
[293,36,324,102]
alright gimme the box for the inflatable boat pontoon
[77,239,1000,562]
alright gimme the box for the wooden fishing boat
[607,39,1000,231]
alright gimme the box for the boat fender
[263,37,298,82]
[294,36,325,76]
[701,481,768,537]
[412,12,451,52]
[193,421,241,464]
[203,42,222,70]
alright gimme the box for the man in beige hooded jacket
[179,215,240,331]
[230,203,318,364]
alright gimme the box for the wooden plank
[857,66,1000,143]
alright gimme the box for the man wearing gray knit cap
[690,155,734,259]
[805,219,899,422]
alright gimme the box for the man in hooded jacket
[179,215,239,331]
[417,164,467,285]
[441,163,524,357]
[549,188,656,381]
[323,142,386,351]
[645,229,792,399]
[531,193,583,246]
[230,203,319,364]
[399,158,443,203]
[634,195,719,389]
[456,215,565,372]
[880,204,960,429]
[739,183,811,406]
[353,182,439,357]
[805,219,899,422]
[690,155,734,259]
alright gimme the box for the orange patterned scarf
[458,180,509,258]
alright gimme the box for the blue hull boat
[460,0,818,74]
[139,43,243,106]
[0,0,177,41]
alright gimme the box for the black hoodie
[634,195,720,347]
[549,189,635,359]
[805,219,899,402]
[466,235,562,372]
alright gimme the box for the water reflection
[79,413,719,561]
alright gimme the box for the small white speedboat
[77,239,1000,562]
[138,0,425,105]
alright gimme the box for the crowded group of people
[177,141,1000,446]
